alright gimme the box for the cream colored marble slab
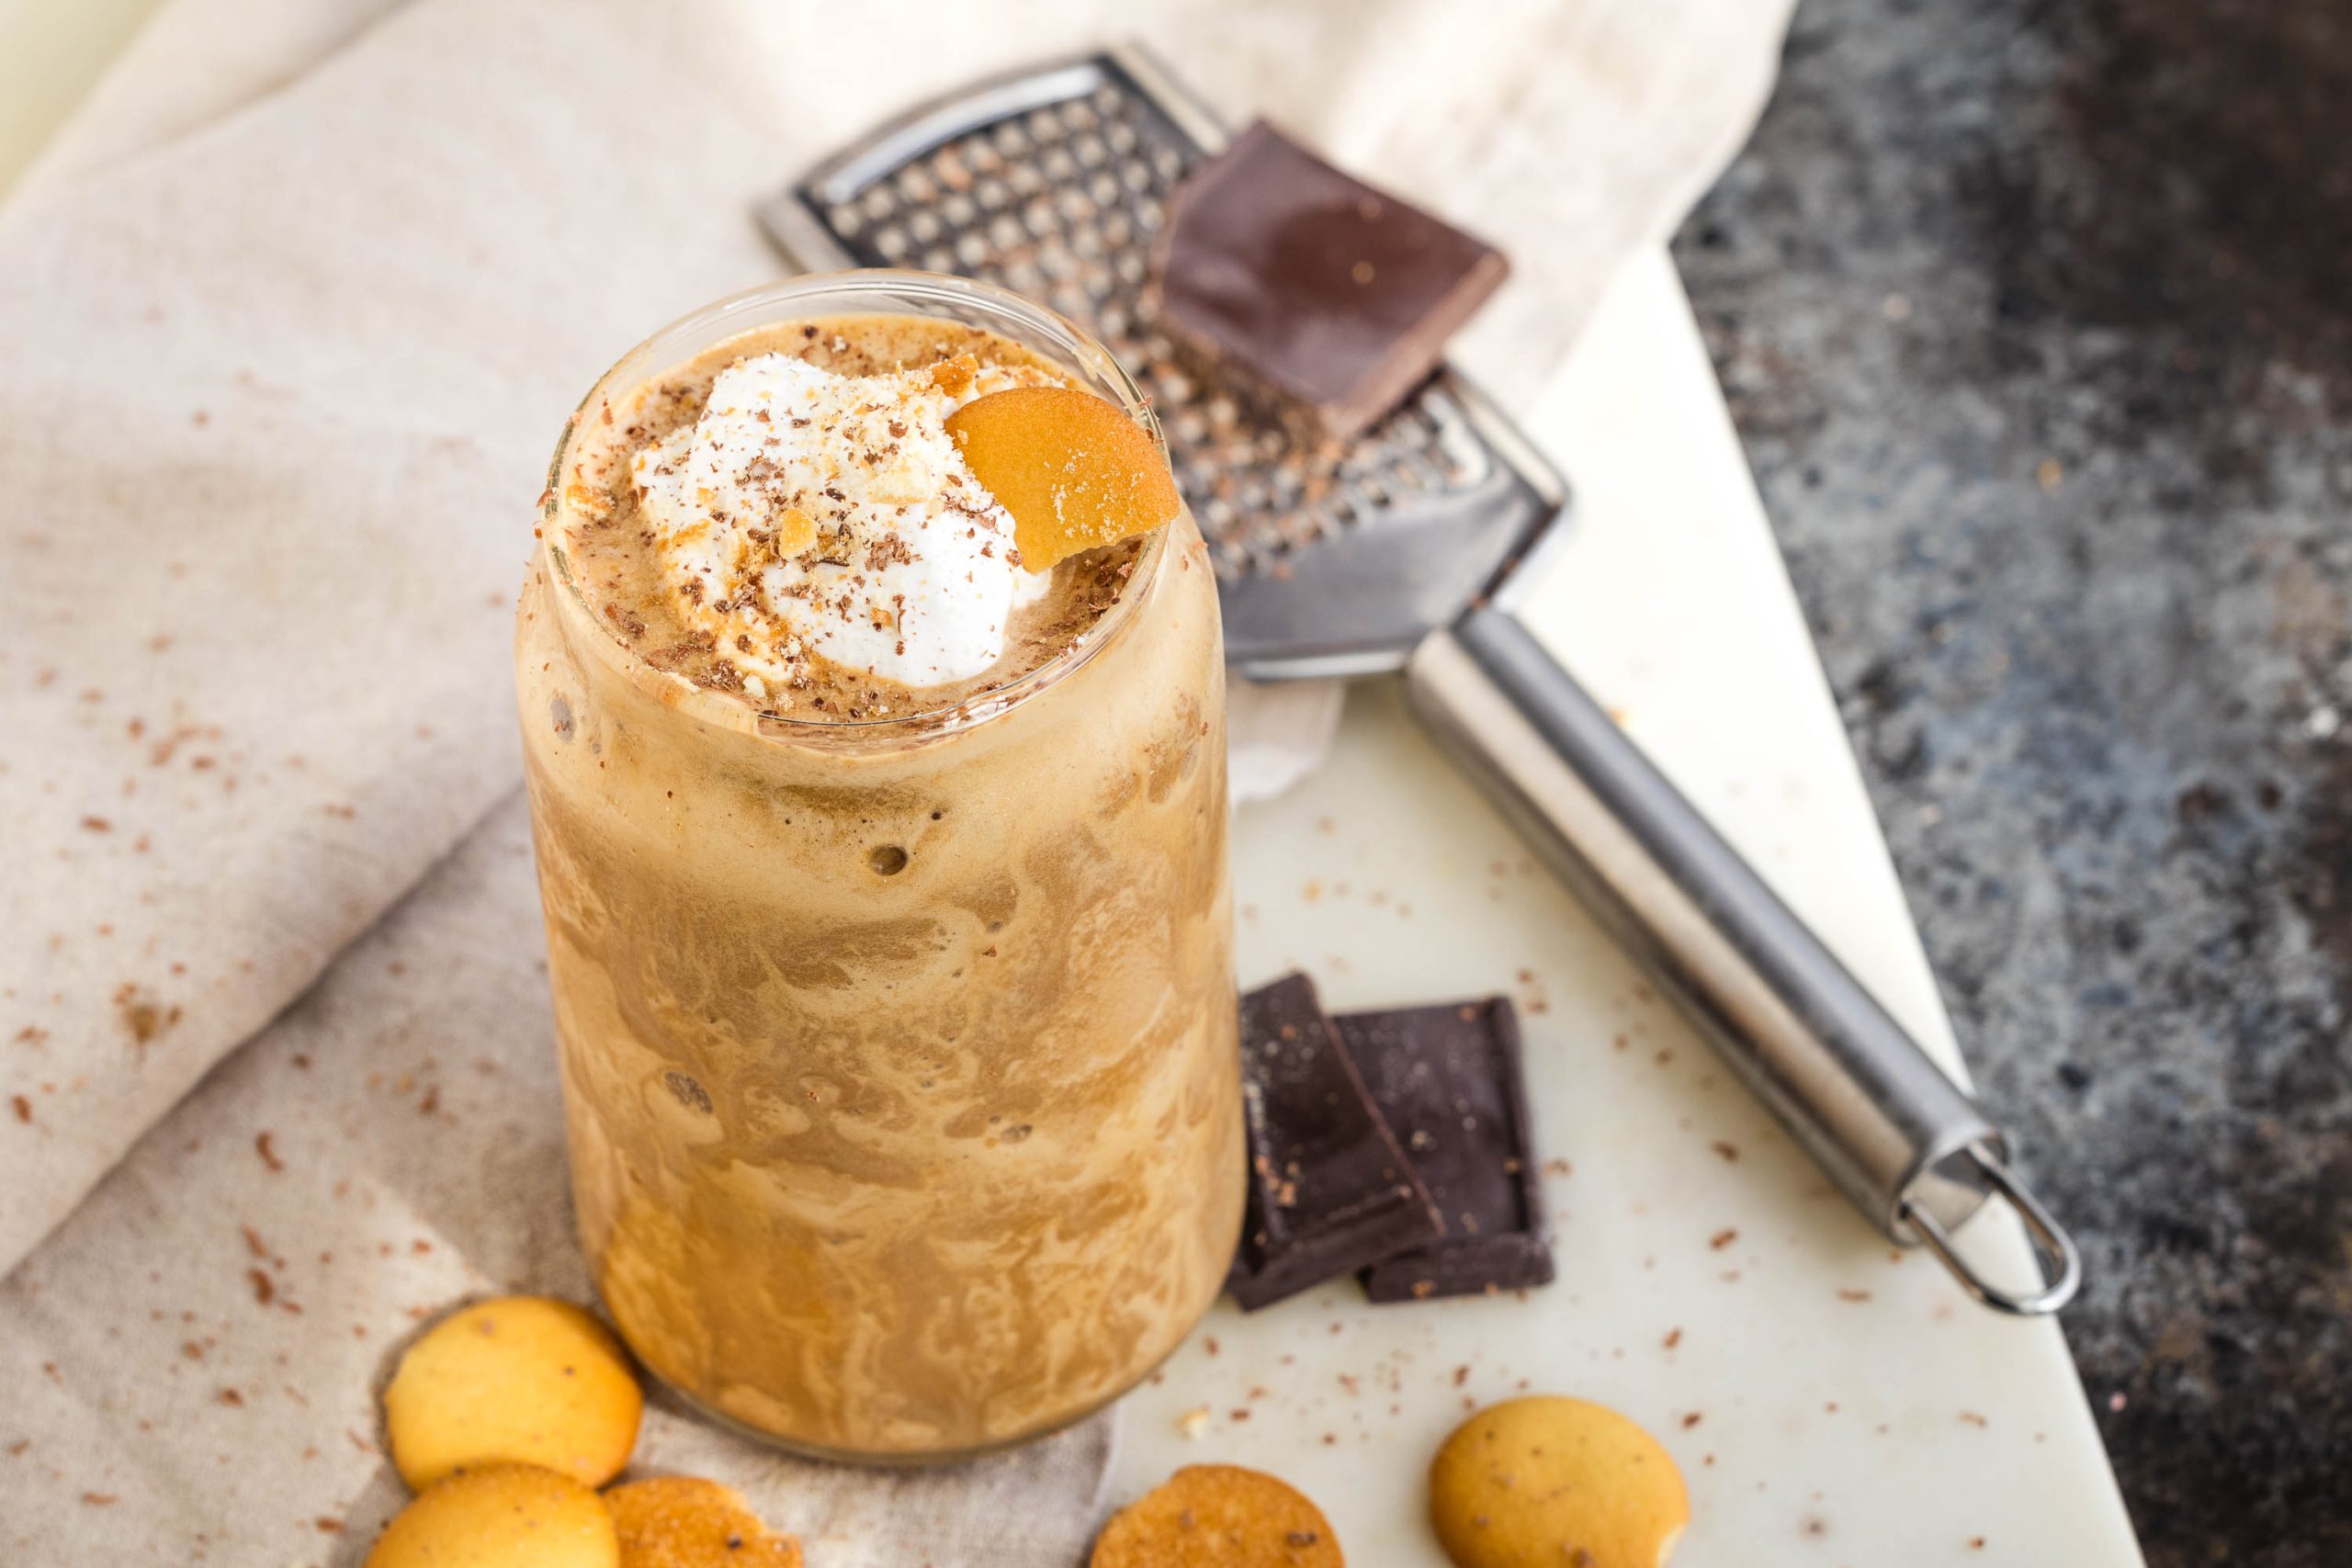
[1107,249,2145,1566]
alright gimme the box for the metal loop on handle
[1901,1143,2082,1316]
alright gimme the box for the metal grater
[758,48,2082,1316]
[757,46,1565,680]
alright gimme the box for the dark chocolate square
[1227,973,1442,1311]
[1154,119,1509,441]
[1336,998,1553,1303]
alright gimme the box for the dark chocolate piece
[1336,998,1553,1303]
[1154,119,1509,442]
[1227,973,1442,1311]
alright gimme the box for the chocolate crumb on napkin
[1154,119,1509,442]
[1337,998,1554,1302]
[1228,973,1442,1311]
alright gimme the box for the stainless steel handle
[1404,607,2079,1315]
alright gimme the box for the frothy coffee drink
[516,282,1239,1461]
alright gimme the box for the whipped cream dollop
[631,351,1056,696]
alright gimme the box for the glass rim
[537,269,1171,743]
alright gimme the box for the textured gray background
[1670,2,2351,1562]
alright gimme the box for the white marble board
[1105,251,2147,1568]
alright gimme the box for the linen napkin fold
[0,0,1792,1558]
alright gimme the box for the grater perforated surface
[783,67,1498,582]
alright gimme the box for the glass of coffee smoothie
[514,272,1239,1463]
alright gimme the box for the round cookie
[1429,1397,1689,1568]
[366,1463,618,1568]
[385,1296,642,1490]
[607,1476,803,1568]
[1091,1464,1342,1567]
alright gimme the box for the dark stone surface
[1670,2,2352,1562]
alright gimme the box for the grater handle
[1403,606,2080,1315]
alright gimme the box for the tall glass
[514,274,1239,1463]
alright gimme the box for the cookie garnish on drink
[945,384,1182,570]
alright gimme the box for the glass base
[638,1347,1159,1471]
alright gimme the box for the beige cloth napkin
[0,0,1791,1559]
